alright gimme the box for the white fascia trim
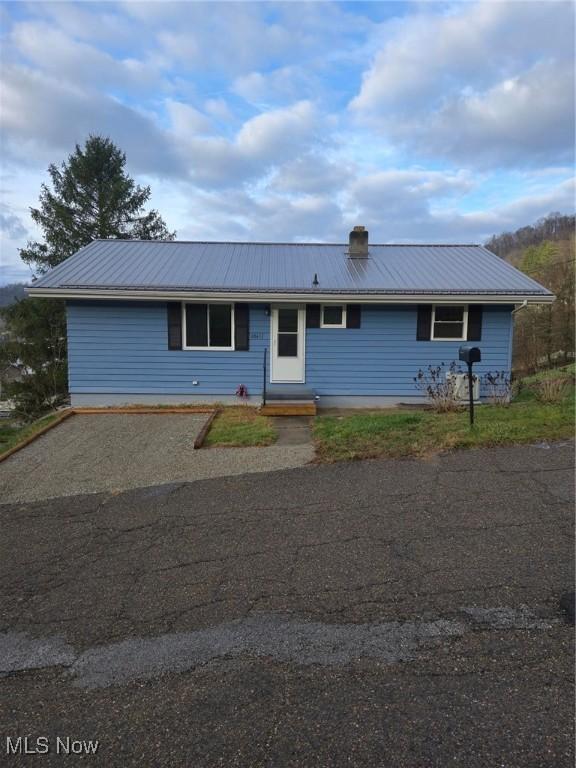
[26,288,556,304]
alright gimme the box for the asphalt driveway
[0,441,573,767]
[0,413,313,502]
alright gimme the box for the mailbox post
[459,346,481,426]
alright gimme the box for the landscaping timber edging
[0,409,75,464]
[192,410,219,449]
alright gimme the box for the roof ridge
[92,239,482,247]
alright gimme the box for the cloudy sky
[1,0,574,284]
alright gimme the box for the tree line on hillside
[505,234,574,374]
[485,213,575,374]
[486,213,575,264]
[0,284,26,308]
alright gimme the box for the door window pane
[209,304,232,347]
[186,304,208,347]
[278,308,298,333]
[278,333,298,357]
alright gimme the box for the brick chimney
[349,225,368,257]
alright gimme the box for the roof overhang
[26,287,555,304]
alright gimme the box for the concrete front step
[264,388,315,401]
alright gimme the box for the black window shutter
[167,302,182,350]
[234,303,249,350]
[306,304,321,328]
[346,304,361,328]
[467,305,483,341]
[417,305,432,341]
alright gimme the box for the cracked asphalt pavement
[0,441,574,767]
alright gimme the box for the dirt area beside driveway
[0,413,313,502]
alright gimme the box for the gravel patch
[0,632,76,676]
[0,606,558,688]
[0,414,314,502]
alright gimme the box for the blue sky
[1,0,574,284]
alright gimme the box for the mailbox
[459,346,481,427]
[459,346,481,364]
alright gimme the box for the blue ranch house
[28,227,553,408]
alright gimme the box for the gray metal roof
[29,239,552,297]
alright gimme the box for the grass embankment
[0,413,62,457]
[314,369,574,463]
[204,406,277,447]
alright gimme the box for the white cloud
[0,1,574,286]
[349,169,475,224]
[31,2,134,45]
[269,154,351,195]
[1,52,324,189]
[236,101,318,160]
[232,66,319,106]
[10,20,164,93]
[175,187,344,244]
[0,65,181,176]
[423,60,575,167]
[204,98,234,123]
[347,172,575,243]
[153,4,293,74]
[351,1,575,167]
[0,202,33,283]
[460,177,576,237]
[0,204,27,241]
[160,170,575,250]
[165,100,213,136]
[170,101,323,187]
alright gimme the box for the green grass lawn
[313,377,575,463]
[204,407,277,447]
[517,362,574,383]
[0,413,61,456]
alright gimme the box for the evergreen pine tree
[1,135,175,418]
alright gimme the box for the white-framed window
[183,303,235,350]
[431,305,468,341]
[320,304,347,328]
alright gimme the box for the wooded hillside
[0,283,26,308]
[485,213,575,373]
[486,213,575,265]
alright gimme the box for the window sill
[182,346,235,351]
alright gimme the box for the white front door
[270,305,305,383]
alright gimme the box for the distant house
[27,227,553,408]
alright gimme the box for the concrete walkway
[0,413,314,503]
[270,416,313,446]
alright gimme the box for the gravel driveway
[0,413,313,502]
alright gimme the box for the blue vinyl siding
[67,301,268,396]
[66,301,513,399]
[305,305,513,397]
